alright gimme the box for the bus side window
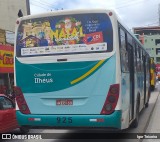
[146,57,149,74]
[137,46,141,72]
[136,45,138,72]
[119,28,129,72]
[134,42,137,72]
[140,48,143,72]
[141,50,144,72]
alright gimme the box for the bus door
[128,43,135,121]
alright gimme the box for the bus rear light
[14,86,30,114]
[21,104,27,111]
[28,118,34,121]
[14,89,21,96]
[105,103,113,111]
[17,97,24,103]
[101,84,120,115]
[89,118,104,122]
[28,118,41,121]
[110,86,119,94]
[108,95,116,103]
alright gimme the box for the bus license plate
[56,99,73,105]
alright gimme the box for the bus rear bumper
[16,110,122,129]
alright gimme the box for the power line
[31,0,57,8]
[30,1,50,10]
[31,0,58,11]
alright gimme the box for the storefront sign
[0,45,14,73]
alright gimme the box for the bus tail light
[101,84,120,115]
[13,86,30,114]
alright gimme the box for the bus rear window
[16,13,113,57]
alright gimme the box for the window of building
[156,57,160,62]
[155,39,160,46]
[146,48,151,52]
[156,48,160,55]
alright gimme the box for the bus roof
[17,9,115,20]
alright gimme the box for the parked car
[0,94,29,133]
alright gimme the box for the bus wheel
[20,126,30,134]
[145,102,149,108]
[131,98,140,128]
[145,89,150,108]
[150,85,155,91]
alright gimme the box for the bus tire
[145,89,150,108]
[20,126,30,134]
[145,102,149,108]
[131,97,140,128]
[150,85,155,91]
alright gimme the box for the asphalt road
[2,89,159,142]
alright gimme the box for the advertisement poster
[0,45,14,73]
[16,13,113,57]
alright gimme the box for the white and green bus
[14,9,150,130]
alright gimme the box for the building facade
[0,29,6,45]
[133,26,160,64]
[0,45,14,94]
[0,1,30,94]
[0,0,30,32]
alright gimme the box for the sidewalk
[137,88,159,134]
[124,87,159,142]
[142,88,160,142]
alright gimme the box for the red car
[0,94,29,133]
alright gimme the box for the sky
[30,0,160,29]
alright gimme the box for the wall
[0,0,30,32]
[0,29,6,44]
[143,35,160,64]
